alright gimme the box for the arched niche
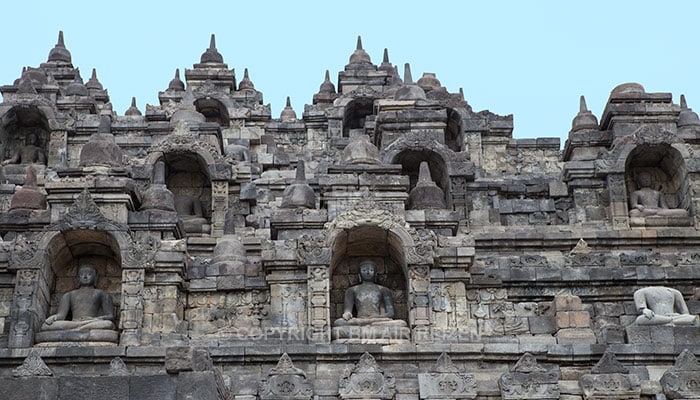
[163,152,212,235]
[195,97,230,128]
[624,144,691,212]
[445,108,464,153]
[43,230,122,327]
[391,149,450,206]
[343,98,375,138]
[329,226,408,324]
[0,105,50,165]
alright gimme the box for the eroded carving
[418,352,477,399]
[339,352,395,399]
[499,353,559,400]
[259,353,312,400]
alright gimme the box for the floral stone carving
[12,350,52,377]
[418,352,477,399]
[499,353,559,400]
[339,352,395,399]
[259,353,312,400]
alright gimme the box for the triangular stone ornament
[259,353,312,400]
[570,238,590,254]
[419,352,477,399]
[108,357,129,376]
[590,348,628,374]
[661,349,700,399]
[433,352,461,373]
[12,351,53,377]
[499,353,559,400]
[579,349,640,400]
[511,352,546,373]
[339,352,395,399]
[48,188,128,232]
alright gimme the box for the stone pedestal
[626,325,700,345]
[331,324,410,344]
[35,329,119,345]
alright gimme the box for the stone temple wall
[0,32,700,399]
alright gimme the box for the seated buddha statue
[629,171,688,218]
[175,193,210,234]
[2,133,46,166]
[332,259,409,341]
[633,286,697,326]
[36,264,118,344]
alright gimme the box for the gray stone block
[176,371,219,400]
[58,376,129,400]
[0,377,58,400]
[130,375,176,400]
[529,316,557,334]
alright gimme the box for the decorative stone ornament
[660,349,700,399]
[339,352,395,399]
[499,353,559,400]
[108,357,130,376]
[418,352,477,399]
[579,349,640,400]
[259,353,312,400]
[12,351,53,377]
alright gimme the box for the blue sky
[1,1,697,145]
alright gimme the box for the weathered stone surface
[660,349,700,399]
[12,351,52,377]
[58,376,129,400]
[339,352,395,399]
[176,371,219,400]
[0,377,58,400]
[418,352,477,399]
[499,353,559,400]
[129,375,177,400]
[259,353,312,400]
[578,348,641,399]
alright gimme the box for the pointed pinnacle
[418,161,434,184]
[324,70,331,82]
[91,68,98,80]
[244,68,250,79]
[383,48,389,63]
[295,160,306,182]
[579,95,588,112]
[131,97,137,107]
[681,94,688,109]
[175,68,180,79]
[57,31,65,47]
[404,63,413,84]
[74,68,83,83]
[286,96,292,107]
[154,160,166,185]
[356,35,363,50]
[209,34,216,49]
